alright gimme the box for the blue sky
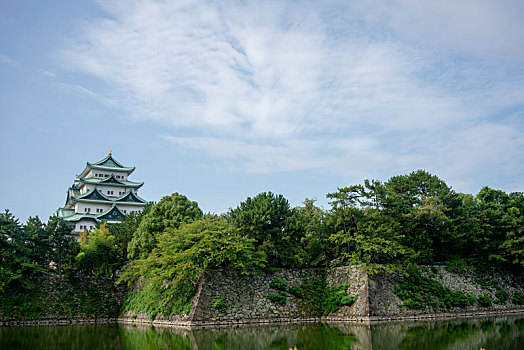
[1,0,524,222]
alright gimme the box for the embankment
[119,265,524,326]
[0,274,126,326]
[2,266,523,326]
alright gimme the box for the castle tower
[57,151,147,234]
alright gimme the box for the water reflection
[0,315,523,349]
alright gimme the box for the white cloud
[40,70,56,78]
[0,54,18,66]
[58,0,524,193]
[350,0,524,62]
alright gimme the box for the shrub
[267,292,287,306]
[288,286,303,298]
[403,299,423,309]
[512,292,524,305]
[323,284,357,315]
[494,287,509,304]
[478,295,492,307]
[395,265,476,311]
[445,259,471,273]
[340,295,358,306]
[212,294,226,313]
[444,290,476,308]
[269,277,288,292]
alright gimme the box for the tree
[382,171,456,262]
[0,210,26,292]
[326,186,412,268]
[76,223,120,276]
[23,216,50,268]
[296,199,330,266]
[119,217,265,316]
[472,187,524,269]
[229,192,304,267]
[108,202,152,261]
[127,193,203,260]
[45,216,77,278]
[326,186,363,264]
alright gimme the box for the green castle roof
[57,204,127,224]
[88,154,135,172]
[73,188,112,201]
[97,205,126,222]
[78,153,136,178]
[70,187,147,205]
[77,176,144,189]
[116,191,147,204]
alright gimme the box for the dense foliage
[229,192,305,267]
[1,169,523,320]
[119,217,266,318]
[0,211,78,293]
[266,276,357,315]
[76,223,121,277]
[127,193,203,259]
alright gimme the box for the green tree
[229,192,304,267]
[119,217,265,316]
[76,223,120,276]
[23,216,50,268]
[473,187,524,269]
[326,186,412,268]
[0,210,27,292]
[45,216,77,278]
[382,170,456,262]
[108,202,152,261]
[502,192,524,268]
[447,193,482,260]
[127,193,203,260]
[325,186,363,264]
[296,199,330,266]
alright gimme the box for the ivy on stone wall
[266,276,357,315]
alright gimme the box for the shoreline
[2,308,523,327]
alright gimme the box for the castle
[57,151,147,234]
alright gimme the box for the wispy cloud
[39,69,56,78]
[0,54,18,66]
[58,0,524,192]
[350,0,524,62]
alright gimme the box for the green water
[1,315,523,349]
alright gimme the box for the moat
[1,315,523,349]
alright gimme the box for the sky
[1,0,524,222]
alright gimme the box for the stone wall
[325,266,369,320]
[140,266,371,326]
[191,268,325,324]
[0,274,126,326]
[181,265,523,325]
[5,265,521,326]
[367,265,524,319]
